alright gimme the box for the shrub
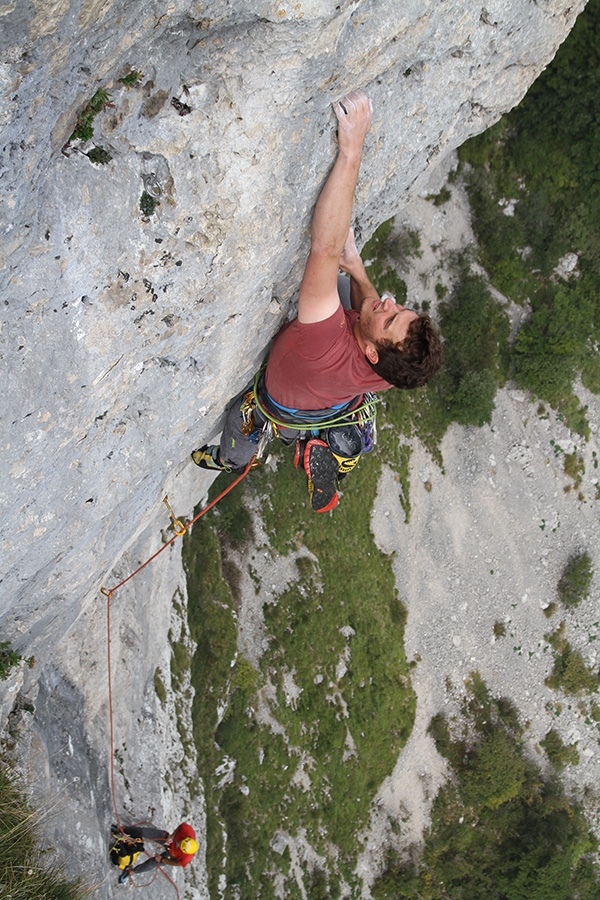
[541,728,580,771]
[70,88,111,142]
[545,629,600,695]
[86,145,112,165]
[460,727,527,810]
[232,656,258,695]
[450,369,498,427]
[140,191,158,217]
[435,252,510,427]
[426,186,452,206]
[118,70,143,87]
[0,641,22,680]
[557,551,593,608]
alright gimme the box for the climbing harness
[239,367,379,475]
[109,831,144,871]
[252,367,380,434]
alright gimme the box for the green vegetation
[118,70,143,88]
[563,452,585,488]
[435,251,510,427]
[0,759,87,900]
[362,1,600,450]
[364,232,509,457]
[85,146,112,165]
[154,667,167,704]
[139,191,158,218]
[183,443,415,899]
[557,551,593,609]
[545,622,600,695]
[0,641,23,680]
[459,0,600,431]
[184,510,239,887]
[0,641,33,680]
[372,673,600,900]
[426,185,452,207]
[493,621,506,638]
[169,633,191,687]
[541,728,580,771]
[70,88,111,143]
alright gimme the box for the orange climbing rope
[101,459,254,601]
[104,458,255,893]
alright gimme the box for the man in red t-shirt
[192,91,443,510]
[117,822,198,884]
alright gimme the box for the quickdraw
[163,495,186,536]
[240,390,257,438]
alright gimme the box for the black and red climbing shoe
[294,437,307,471]
[304,439,339,513]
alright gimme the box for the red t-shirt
[167,823,196,868]
[265,304,391,409]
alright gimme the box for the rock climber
[192,90,443,511]
[116,821,198,883]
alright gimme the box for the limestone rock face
[0,0,585,661]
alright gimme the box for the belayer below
[192,90,443,512]
[113,822,198,884]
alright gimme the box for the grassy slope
[184,432,416,898]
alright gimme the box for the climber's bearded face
[358,295,417,348]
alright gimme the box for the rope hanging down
[104,457,254,895]
[107,585,183,897]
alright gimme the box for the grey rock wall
[0,0,586,700]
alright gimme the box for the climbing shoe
[325,423,363,476]
[304,439,339,513]
[294,437,307,471]
[191,444,231,472]
[118,868,132,884]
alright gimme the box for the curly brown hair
[370,314,444,389]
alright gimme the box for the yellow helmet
[180,837,199,856]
